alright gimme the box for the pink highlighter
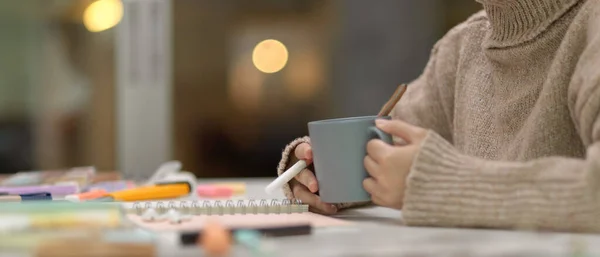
[196,185,234,198]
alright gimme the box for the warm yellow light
[83,0,124,33]
[252,39,289,74]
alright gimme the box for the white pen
[265,160,307,195]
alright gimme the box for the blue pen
[234,230,277,257]
[0,192,52,202]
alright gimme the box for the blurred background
[0,0,480,178]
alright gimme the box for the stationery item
[0,200,122,214]
[0,202,123,232]
[234,230,278,257]
[123,199,350,231]
[44,166,96,188]
[65,189,107,202]
[265,160,307,195]
[0,167,96,188]
[180,224,312,246]
[145,160,183,185]
[0,171,48,186]
[0,192,52,202]
[213,182,246,195]
[132,160,198,195]
[308,115,393,203]
[197,185,234,198]
[126,199,308,216]
[377,84,407,117]
[0,209,122,232]
[82,181,136,193]
[94,181,192,202]
[90,172,122,184]
[0,228,156,252]
[0,184,79,196]
[35,239,155,257]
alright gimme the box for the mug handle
[368,126,393,145]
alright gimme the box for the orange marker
[93,182,192,202]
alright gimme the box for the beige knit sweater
[277,0,600,232]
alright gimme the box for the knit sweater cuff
[276,136,372,210]
[277,136,311,200]
[402,131,486,227]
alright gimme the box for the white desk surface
[155,178,600,257]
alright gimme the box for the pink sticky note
[196,185,234,198]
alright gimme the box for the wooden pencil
[377,84,408,117]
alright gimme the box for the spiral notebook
[123,199,351,231]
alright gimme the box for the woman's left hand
[363,119,428,210]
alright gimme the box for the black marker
[180,224,312,246]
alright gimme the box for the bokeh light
[83,0,124,33]
[252,39,289,74]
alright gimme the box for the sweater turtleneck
[476,0,581,46]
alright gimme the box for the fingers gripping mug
[308,116,393,203]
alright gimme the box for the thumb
[375,119,419,143]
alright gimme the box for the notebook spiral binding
[126,198,308,216]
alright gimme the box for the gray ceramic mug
[308,115,393,203]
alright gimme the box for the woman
[276,0,600,232]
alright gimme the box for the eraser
[197,185,234,198]
[213,183,246,195]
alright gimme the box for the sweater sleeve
[276,136,311,201]
[401,27,600,232]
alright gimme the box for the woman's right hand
[290,143,338,215]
